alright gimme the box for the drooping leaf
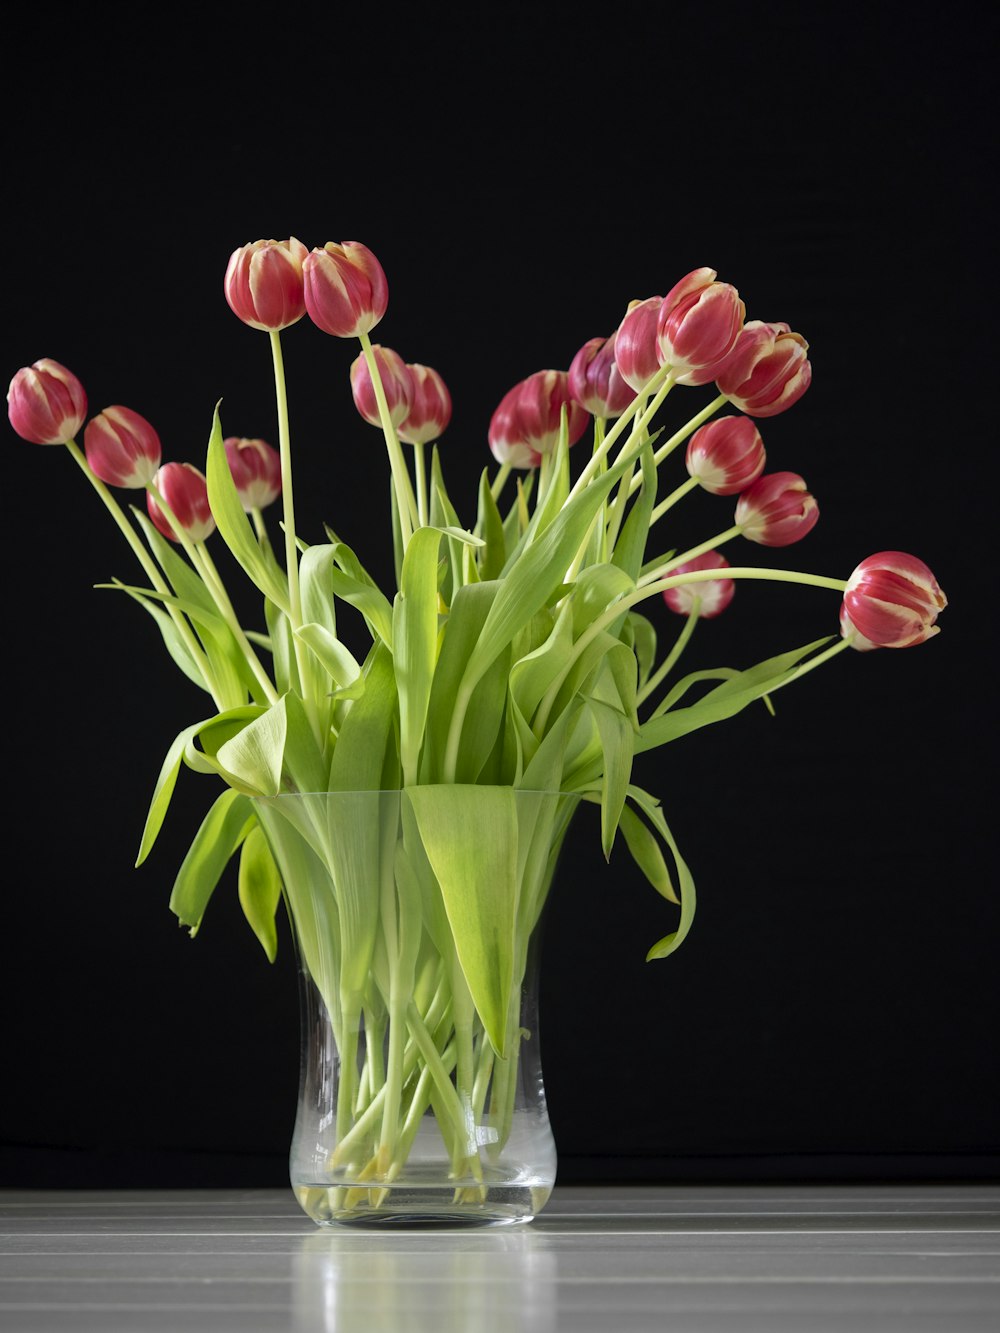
[238,824,284,962]
[393,526,447,785]
[169,789,255,935]
[214,698,288,796]
[618,802,677,903]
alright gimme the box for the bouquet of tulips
[6,238,948,1213]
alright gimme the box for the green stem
[269,330,301,628]
[489,460,513,503]
[637,525,743,587]
[412,441,428,527]
[62,441,223,706]
[635,600,701,706]
[626,391,728,499]
[358,332,419,544]
[194,542,280,704]
[650,476,699,526]
[568,365,672,500]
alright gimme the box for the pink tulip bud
[685,415,766,496]
[840,551,947,650]
[613,296,664,391]
[83,405,162,488]
[656,268,746,385]
[223,237,308,332]
[350,345,413,428]
[663,550,735,619]
[735,471,819,546]
[514,369,590,456]
[716,320,812,417]
[147,462,216,543]
[302,241,389,338]
[567,333,637,419]
[487,383,542,470]
[224,436,282,511]
[7,359,87,444]
[397,364,452,445]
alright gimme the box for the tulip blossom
[716,320,812,417]
[840,551,947,649]
[83,406,161,489]
[735,471,819,546]
[350,346,413,428]
[656,268,746,385]
[487,383,542,469]
[147,462,216,543]
[512,370,590,455]
[613,296,664,391]
[224,436,282,511]
[663,551,736,619]
[398,364,453,445]
[303,241,389,338]
[568,334,637,419]
[223,237,308,332]
[685,415,766,496]
[7,359,88,445]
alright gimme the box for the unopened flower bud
[488,383,541,470]
[663,550,735,619]
[656,268,746,385]
[735,471,819,546]
[7,359,87,444]
[350,346,413,428]
[567,334,637,418]
[224,237,308,332]
[614,297,664,391]
[716,320,812,417]
[840,551,947,649]
[514,369,590,455]
[686,415,766,495]
[303,241,389,338]
[84,405,162,488]
[147,462,216,543]
[224,436,281,511]
[398,364,452,445]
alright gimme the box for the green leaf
[238,824,283,962]
[169,789,255,935]
[328,641,398,791]
[476,468,506,580]
[637,638,831,751]
[214,699,288,796]
[136,715,219,866]
[405,785,519,1056]
[393,526,446,785]
[585,697,634,859]
[611,441,657,581]
[205,403,291,611]
[618,802,677,903]
[294,622,362,690]
[643,812,697,961]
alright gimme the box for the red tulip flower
[84,406,162,489]
[716,320,812,417]
[7,358,87,444]
[224,436,282,511]
[663,550,736,619]
[685,415,766,496]
[303,241,389,339]
[224,238,308,332]
[147,462,216,543]
[656,268,746,385]
[398,364,453,445]
[841,551,947,649]
[568,334,637,419]
[735,471,819,546]
[350,346,413,428]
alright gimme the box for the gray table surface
[1,1182,998,1332]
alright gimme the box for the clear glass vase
[253,786,579,1228]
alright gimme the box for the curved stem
[636,601,701,706]
[195,543,280,704]
[568,365,672,500]
[638,525,743,587]
[489,461,512,503]
[650,476,699,526]
[63,441,222,706]
[358,332,419,544]
[626,391,728,499]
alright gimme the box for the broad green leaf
[214,698,288,796]
[131,507,224,618]
[294,622,362,689]
[476,468,506,580]
[618,802,677,903]
[328,641,398,791]
[104,580,208,693]
[281,690,328,794]
[238,824,283,962]
[421,581,507,783]
[136,715,219,866]
[265,598,296,695]
[460,437,643,696]
[627,612,658,688]
[406,785,519,1056]
[611,441,657,581]
[299,543,338,638]
[569,564,635,638]
[393,526,446,785]
[637,638,831,752]
[585,697,634,858]
[644,813,697,961]
[169,789,255,935]
[205,403,291,611]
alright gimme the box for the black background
[2,1,996,1189]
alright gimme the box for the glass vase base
[294,1175,553,1229]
